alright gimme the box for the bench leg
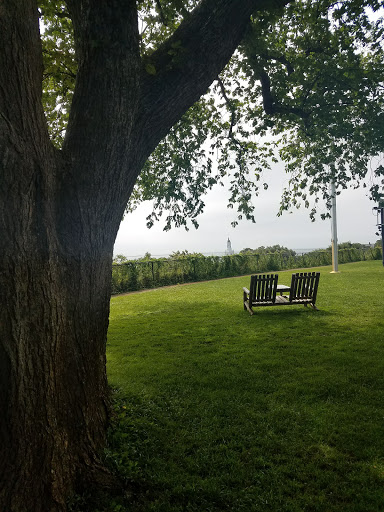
[244,301,254,315]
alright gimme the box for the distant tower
[226,237,234,256]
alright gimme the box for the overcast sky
[114,160,379,258]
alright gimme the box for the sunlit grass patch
[103,260,384,512]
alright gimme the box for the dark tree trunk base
[78,460,126,496]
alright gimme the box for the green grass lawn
[102,260,384,512]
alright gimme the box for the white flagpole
[330,181,339,273]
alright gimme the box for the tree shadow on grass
[240,306,334,318]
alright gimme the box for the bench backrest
[249,274,278,304]
[290,272,320,303]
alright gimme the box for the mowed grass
[105,260,384,512]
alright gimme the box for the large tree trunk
[0,2,137,508]
[0,0,288,509]
[0,37,122,506]
[0,86,134,508]
[0,205,114,510]
[0,120,138,509]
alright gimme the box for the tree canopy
[40,0,384,230]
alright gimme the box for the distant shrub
[111,246,381,294]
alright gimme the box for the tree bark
[0,0,288,509]
[0,2,140,509]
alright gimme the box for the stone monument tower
[226,237,234,256]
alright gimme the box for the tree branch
[216,76,237,137]
[155,0,168,27]
[62,1,142,182]
[259,69,275,115]
[216,76,251,179]
[139,0,290,156]
[261,51,295,75]
[258,68,310,120]
[0,0,49,147]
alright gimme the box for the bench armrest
[243,287,250,294]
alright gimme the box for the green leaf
[145,62,157,75]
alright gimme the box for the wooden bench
[243,272,320,315]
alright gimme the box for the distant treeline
[111,243,382,295]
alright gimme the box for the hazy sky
[114,161,379,258]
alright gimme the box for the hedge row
[111,247,382,294]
